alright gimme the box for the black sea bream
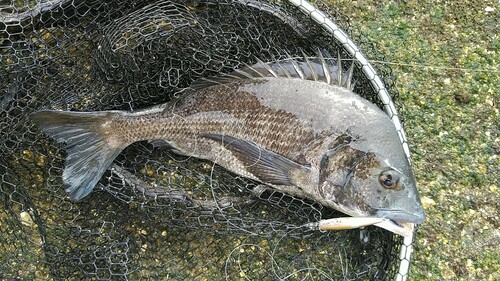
[31,53,425,235]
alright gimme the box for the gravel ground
[332,1,499,280]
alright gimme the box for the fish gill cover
[0,0,415,280]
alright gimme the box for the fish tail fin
[30,110,126,201]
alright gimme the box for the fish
[30,52,425,233]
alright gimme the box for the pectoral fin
[202,134,310,186]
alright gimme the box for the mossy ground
[333,1,499,280]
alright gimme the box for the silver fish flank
[31,53,425,232]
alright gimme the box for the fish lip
[375,209,425,224]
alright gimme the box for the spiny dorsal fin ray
[274,57,292,78]
[336,51,342,87]
[188,50,356,91]
[301,50,318,82]
[255,57,279,78]
[346,60,354,90]
[318,50,331,85]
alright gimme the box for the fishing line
[369,60,499,73]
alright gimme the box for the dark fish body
[31,55,425,225]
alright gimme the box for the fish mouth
[375,209,425,224]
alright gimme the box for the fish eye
[379,169,400,189]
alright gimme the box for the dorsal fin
[336,51,342,87]
[318,50,331,85]
[188,50,356,91]
[301,50,317,81]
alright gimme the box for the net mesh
[1,0,408,280]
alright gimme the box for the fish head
[317,145,425,224]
